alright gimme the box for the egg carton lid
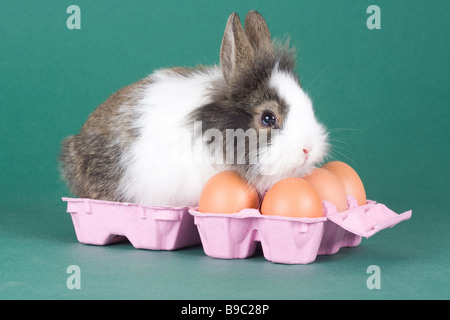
[326,201,412,238]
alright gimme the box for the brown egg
[198,171,260,214]
[322,161,367,206]
[304,167,348,212]
[260,177,324,218]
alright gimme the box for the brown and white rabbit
[59,11,329,207]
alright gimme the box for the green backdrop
[1,0,448,300]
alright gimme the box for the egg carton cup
[189,196,412,264]
[62,197,201,250]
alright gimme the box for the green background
[1,0,448,300]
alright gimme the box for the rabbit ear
[220,12,254,84]
[244,11,272,53]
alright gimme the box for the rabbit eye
[261,111,277,127]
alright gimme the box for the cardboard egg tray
[62,196,411,264]
[62,197,200,250]
[189,196,411,264]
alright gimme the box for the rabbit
[59,11,329,207]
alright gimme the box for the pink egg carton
[189,196,412,264]
[62,196,411,264]
[62,197,201,250]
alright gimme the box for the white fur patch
[117,67,225,206]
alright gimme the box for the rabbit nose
[303,148,310,155]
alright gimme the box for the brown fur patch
[59,77,152,201]
[164,65,214,78]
